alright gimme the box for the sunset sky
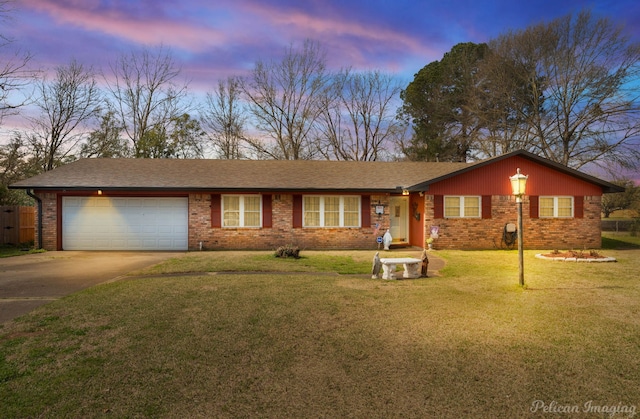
[1,0,639,181]
[5,0,640,89]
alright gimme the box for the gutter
[26,189,43,249]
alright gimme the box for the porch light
[97,189,103,195]
[509,168,528,287]
[402,189,410,196]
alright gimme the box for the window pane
[244,196,261,227]
[557,197,573,217]
[244,212,260,226]
[463,197,480,217]
[223,196,240,226]
[539,197,554,217]
[244,196,260,212]
[324,197,340,227]
[304,196,320,227]
[444,197,460,217]
[343,197,360,227]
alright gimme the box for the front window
[303,196,361,227]
[444,196,480,218]
[539,196,573,218]
[223,195,261,227]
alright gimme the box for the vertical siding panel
[211,194,221,228]
[428,156,602,196]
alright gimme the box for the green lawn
[1,243,639,417]
[0,245,45,258]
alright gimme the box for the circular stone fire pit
[535,251,616,263]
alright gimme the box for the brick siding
[33,191,602,251]
[424,195,601,250]
[190,194,391,251]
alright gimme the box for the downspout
[26,189,43,249]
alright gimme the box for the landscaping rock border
[535,254,617,263]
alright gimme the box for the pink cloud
[21,0,229,52]
[233,2,440,64]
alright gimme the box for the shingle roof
[10,158,470,192]
[10,150,624,193]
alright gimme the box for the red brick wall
[37,193,58,251]
[190,193,392,251]
[32,190,602,251]
[424,194,601,250]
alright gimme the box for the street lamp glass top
[510,168,528,197]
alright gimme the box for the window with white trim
[539,196,573,218]
[303,196,361,227]
[444,196,481,218]
[222,195,261,227]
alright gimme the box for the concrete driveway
[0,251,182,324]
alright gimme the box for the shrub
[274,244,301,259]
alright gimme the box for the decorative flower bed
[535,250,616,262]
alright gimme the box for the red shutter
[361,195,371,228]
[292,194,302,228]
[482,195,492,219]
[434,195,444,219]
[262,194,272,228]
[574,196,584,218]
[530,196,539,219]
[211,194,221,228]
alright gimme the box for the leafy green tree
[0,136,39,205]
[136,114,204,159]
[400,42,489,162]
[602,179,639,218]
[167,113,206,158]
[80,110,129,158]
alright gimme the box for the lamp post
[510,168,528,286]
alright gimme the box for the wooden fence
[0,206,35,245]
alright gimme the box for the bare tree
[26,59,101,171]
[241,39,331,160]
[201,77,246,159]
[317,69,403,161]
[106,46,190,158]
[0,0,35,125]
[489,10,640,170]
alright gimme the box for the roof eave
[10,185,401,194]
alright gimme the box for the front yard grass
[1,245,639,417]
[0,244,45,258]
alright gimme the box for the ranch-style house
[10,150,623,252]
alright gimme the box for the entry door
[389,196,409,244]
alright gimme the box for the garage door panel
[63,197,188,250]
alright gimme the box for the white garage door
[62,197,188,250]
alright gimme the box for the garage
[62,197,188,250]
